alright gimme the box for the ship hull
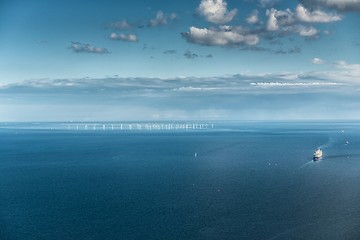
[313,156,322,161]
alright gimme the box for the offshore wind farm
[0,122,215,131]
[65,122,214,131]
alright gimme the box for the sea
[0,121,360,240]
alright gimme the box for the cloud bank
[3,60,358,97]
[2,60,359,121]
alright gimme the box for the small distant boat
[313,148,323,161]
[194,152,197,157]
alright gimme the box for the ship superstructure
[313,148,323,161]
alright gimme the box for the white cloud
[266,9,279,31]
[305,60,360,82]
[184,51,199,59]
[183,26,260,46]
[149,11,177,27]
[334,60,360,73]
[69,42,109,54]
[247,10,260,24]
[264,4,343,39]
[108,20,132,29]
[198,0,238,24]
[300,0,360,12]
[266,8,295,31]
[296,4,342,22]
[335,60,358,67]
[110,33,138,42]
[169,13,178,20]
[150,11,167,26]
[265,8,321,37]
[259,0,280,8]
[312,57,325,64]
[293,25,318,37]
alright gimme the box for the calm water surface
[0,122,360,239]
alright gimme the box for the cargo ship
[313,148,323,161]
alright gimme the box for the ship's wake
[326,153,360,160]
[298,160,316,169]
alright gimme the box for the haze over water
[1,122,360,240]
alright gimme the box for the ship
[313,148,323,161]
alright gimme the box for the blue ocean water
[0,122,360,240]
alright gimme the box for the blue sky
[0,0,360,121]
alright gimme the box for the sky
[0,0,360,121]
